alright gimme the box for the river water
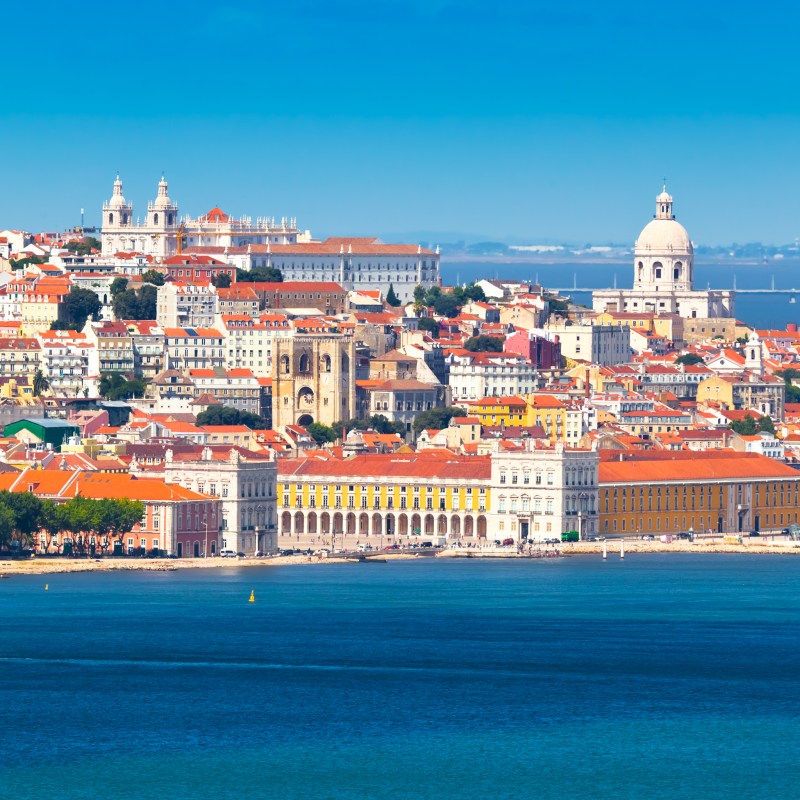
[2,556,799,799]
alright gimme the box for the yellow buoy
[45,584,48,591]
[248,590,255,603]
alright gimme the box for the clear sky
[4,0,800,245]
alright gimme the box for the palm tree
[32,369,50,397]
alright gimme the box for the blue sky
[4,0,800,245]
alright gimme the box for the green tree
[307,422,339,444]
[9,254,46,270]
[65,237,101,256]
[99,374,147,400]
[386,284,401,307]
[0,504,15,550]
[334,415,406,437]
[212,273,232,288]
[433,293,460,318]
[236,267,283,282]
[727,414,774,436]
[32,369,50,397]
[195,405,271,429]
[0,490,43,548]
[112,284,157,320]
[464,335,504,352]
[412,405,466,436]
[463,283,486,302]
[141,269,165,286]
[417,317,440,337]
[63,287,101,329]
[39,499,68,554]
[675,353,704,366]
[110,277,129,296]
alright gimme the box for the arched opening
[298,413,313,427]
[464,515,474,537]
[281,511,292,535]
[122,213,128,225]
[167,213,173,225]
[438,515,448,534]
[298,386,314,409]
[154,213,159,225]
[411,513,422,537]
[332,512,343,539]
[281,355,290,374]
[321,512,331,536]
[398,514,408,535]
[308,512,318,535]
[193,541,200,557]
[108,212,114,225]
[477,515,487,538]
[210,541,216,555]
[299,353,310,373]
[359,513,369,536]
[322,354,332,373]
[294,512,305,535]
[385,513,395,536]
[372,513,382,536]
[424,514,434,535]
[451,516,461,537]
[346,512,356,535]
[341,352,350,376]
[653,261,662,280]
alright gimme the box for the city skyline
[4,1,800,244]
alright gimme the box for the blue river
[1,556,799,799]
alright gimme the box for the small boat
[790,296,797,304]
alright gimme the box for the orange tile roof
[600,452,798,484]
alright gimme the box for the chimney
[788,323,798,333]
[584,368,590,398]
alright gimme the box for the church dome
[107,175,129,209]
[635,217,693,255]
[152,175,174,209]
[635,185,692,255]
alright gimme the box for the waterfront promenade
[3,536,800,576]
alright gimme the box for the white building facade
[447,352,539,400]
[488,441,599,542]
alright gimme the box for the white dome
[107,176,129,209]
[656,189,672,203]
[635,218,693,255]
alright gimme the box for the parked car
[219,548,237,558]
[420,541,434,548]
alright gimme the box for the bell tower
[147,175,179,257]
[101,174,134,256]
[272,332,356,430]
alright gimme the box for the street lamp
[204,511,209,558]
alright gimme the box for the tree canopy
[62,287,101,329]
[236,267,283,283]
[211,273,232,288]
[412,405,466,436]
[417,317,440,337]
[0,493,144,556]
[307,422,339,444]
[65,237,101,256]
[112,284,157,320]
[141,269,165,286]
[728,414,775,436]
[675,353,704,366]
[464,335,504,352]
[195,405,271,429]
[386,284,401,307]
[99,374,147,400]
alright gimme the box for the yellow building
[278,453,490,547]
[599,452,800,535]
[464,396,528,427]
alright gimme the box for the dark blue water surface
[2,556,800,800]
